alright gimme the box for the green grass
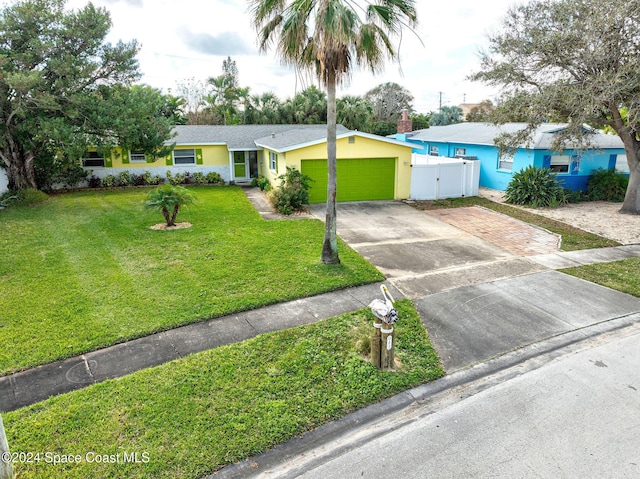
[0,186,383,374]
[5,300,444,479]
[561,258,640,297]
[411,196,620,251]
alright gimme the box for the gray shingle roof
[170,124,339,150]
[406,123,624,149]
[254,125,351,151]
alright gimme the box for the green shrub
[88,175,102,188]
[100,175,118,188]
[191,172,207,185]
[251,175,272,191]
[166,171,186,185]
[206,171,224,185]
[117,170,135,187]
[0,188,49,207]
[564,188,587,204]
[505,166,567,208]
[270,167,313,215]
[587,168,629,202]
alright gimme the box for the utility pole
[0,413,13,479]
[438,91,443,112]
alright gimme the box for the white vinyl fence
[410,154,480,200]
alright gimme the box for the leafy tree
[466,100,495,122]
[365,82,414,123]
[0,0,174,190]
[430,106,463,126]
[337,95,373,131]
[145,184,195,227]
[161,93,188,125]
[251,0,418,264]
[175,78,212,125]
[282,86,327,124]
[410,113,430,131]
[245,92,284,124]
[471,0,640,214]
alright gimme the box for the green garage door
[302,158,395,203]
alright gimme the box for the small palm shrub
[145,184,196,226]
[505,166,567,208]
[587,168,629,202]
[270,167,313,215]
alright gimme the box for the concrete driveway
[308,201,640,372]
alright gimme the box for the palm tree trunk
[321,70,340,264]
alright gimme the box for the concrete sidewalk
[0,282,402,412]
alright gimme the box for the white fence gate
[410,154,480,200]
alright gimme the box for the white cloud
[64,0,517,113]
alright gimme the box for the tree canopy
[0,0,175,190]
[471,0,640,214]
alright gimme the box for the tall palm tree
[250,0,418,264]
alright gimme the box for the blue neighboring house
[395,123,626,192]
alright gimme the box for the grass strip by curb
[561,257,640,297]
[409,197,620,251]
[5,300,444,479]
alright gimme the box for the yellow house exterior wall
[267,136,413,199]
[258,149,287,184]
[105,145,230,169]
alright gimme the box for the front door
[233,151,247,180]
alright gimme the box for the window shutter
[104,151,113,168]
[570,155,580,175]
[166,154,173,166]
[542,155,551,169]
[146,153,154,164]
[608,154,617,170]
[121,149,130,164]
[196,148,203,165]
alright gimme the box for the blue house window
[429,145,439,156]
[498,156,513,171]
[550,155,570,173]
[615,154,629,173]
[454,148,466,157]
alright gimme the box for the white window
[550,155,570,173]
[174,149,195,165]
[430,145,439,155]
[454,148,466,157]
[130,151,146,163]
[498,156,513,171]
[83,151,105,167]
[269,152,277,171]
[615,154,629,173]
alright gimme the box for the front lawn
[5,300,444,479]
[0,187,383,374]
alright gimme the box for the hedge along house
[83,124,344,184]
[254,127,414,202]
[396,123,626,192]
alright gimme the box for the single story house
[395,123,627,192]
[84,124,415,202]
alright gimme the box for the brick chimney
[397,109,412,134]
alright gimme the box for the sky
[62,0,519,113]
